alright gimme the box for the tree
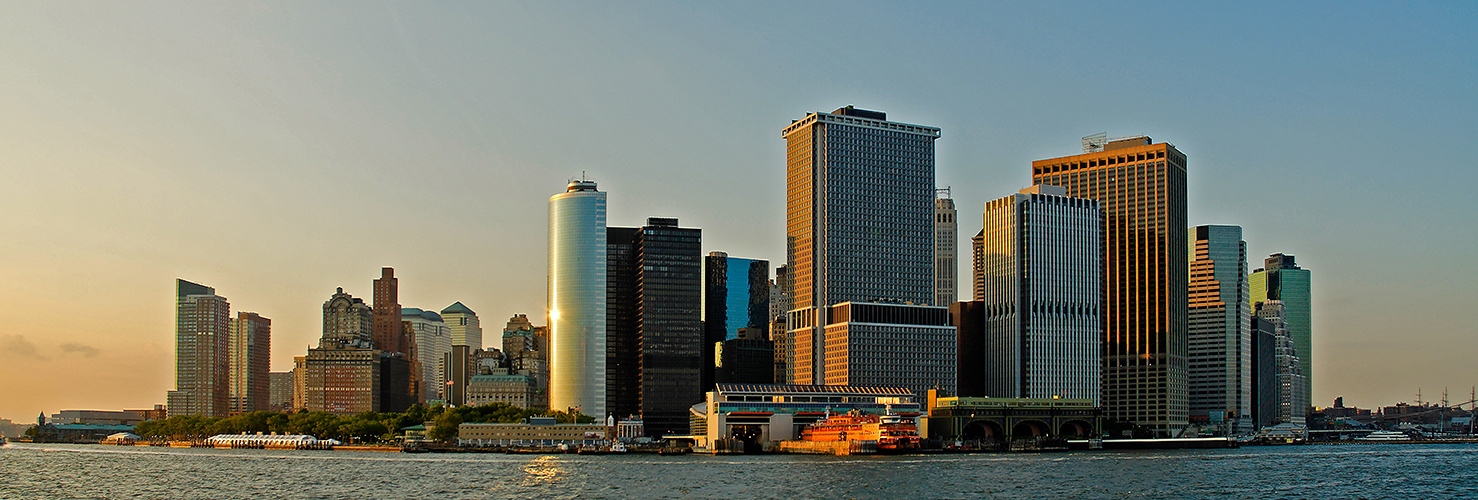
[428,412,462,442]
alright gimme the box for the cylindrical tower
[548,179,607,419]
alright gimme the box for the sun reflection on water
[521,455,564,486]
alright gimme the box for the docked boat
[801,410,921,452]
[1357,430,1411,442]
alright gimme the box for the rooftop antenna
[1082,132,1107,153]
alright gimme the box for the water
[3,442,1477,499]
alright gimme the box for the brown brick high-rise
[1031,136,1188,436]
[373,267,404,354]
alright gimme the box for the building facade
[1251,316,1278,429]
[548,179,608,418]
[268,371,294,412]
[975,185,1103,404]
[228,311,271,415]
[715,328,775,385]
[441,302,482,350]
[403,307,452,403]
[373,267,405,354]
[782,106,949,394]
[1249,253,1312,408]
[1187,225,1253,433]
[935,189,957,307]
[818,301,956,397]
[301,345,380,415]
[704,252,770,390]
[1256,300,1308,425]
[606,217,703,437]
[1031,136,1189,435]
[167,279,231,418]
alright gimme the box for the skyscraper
[1188,225,1253,433]
[373,268,405,354]
[441,302,482,350]
[403,307,452,403]
[782,106,954,396]
[303,288,382,415]
[1031,135,1189,435]
[228,311,271,415]
[1255,300,1307,425]
[935,189,958,306]
[974,185,1103,404]
[167,279,230,418]
[1249,253,1312,407]
[703,252,770,391]
[607,218,703,437]
[784,105,938,312]
[548,179,607,418]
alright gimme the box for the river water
[3,442,1476,499]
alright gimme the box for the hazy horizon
[3,1,1476,422]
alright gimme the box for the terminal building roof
[714,384,914,396]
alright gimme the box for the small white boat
[1357,430,1411,442]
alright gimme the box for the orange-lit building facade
[1031,137,1188,435]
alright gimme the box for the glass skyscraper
[704,252,770,389]
[1249,253,1312,408]
[1187,225,1252,433]
[548,179,607,418]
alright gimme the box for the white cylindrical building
[548,179,607,419]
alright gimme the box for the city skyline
[2,2,1476,421]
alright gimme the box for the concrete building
[321,287,373,349]
[935,189,957,307]
[403,307,452,403]
[548,179,607,419]
[688,384,921,452]
[467,374,541,408]
[268,371,294,412]
[926,395,1102,442]
[814,301,956,397]
[607,217,703,437]
[1250,253,1312,407]
[167,279,231,418]
[704,252,770,390]
[228,311,271,415]
[442,344,473,406]
[1031,135,1190,435]
[973,185,1103,405]
[302,287,413,414]
[1256,300,1307,425]
[458,418,607,445]
[441,301,482,350]
[48,410,144,426]
[1188,225,1253,433]
[781,106,952,396]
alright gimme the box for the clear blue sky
[1,1,1475,421]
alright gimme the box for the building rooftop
[441,301,475,315]
[714,384,914,396]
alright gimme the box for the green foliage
[132,403,594,443]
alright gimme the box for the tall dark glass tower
[703,252,770,389]
[606,218,702,437]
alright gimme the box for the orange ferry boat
[800,410,921,451]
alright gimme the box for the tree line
[133,403,594,443]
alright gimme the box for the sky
[1,1,1475,422]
